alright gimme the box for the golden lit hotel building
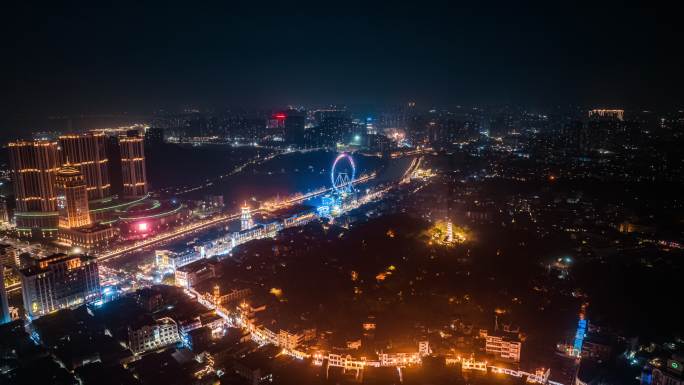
[59,132,111,200]
[8,141,60,238]
[55,165,91,229]
[54,162,117,251]
[119,134,148,198]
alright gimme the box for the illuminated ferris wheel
[331,153,356,193]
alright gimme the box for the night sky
[2,2,683,115]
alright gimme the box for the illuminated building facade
[8,141,60,238]
[117,199,188,239]
[282,211,317,228]
[59,132,111,200]
[56,165,91,229]
[0,197,9,225]
[241,204,253,231]
[154,250,175,270]
[128,317,180,354]
[588,109,624,121]
[19,253,100,319]
[0,266,10,324]
[231,222,279,248]
[267,113,286,137]
[174,259,219,288]
[155,250,203,271]
[366,117,377,135]
[119,134,148,197]
[572,303,589,357]
[57,224,117,250]
[485,333,522,362]
[0,244,19,269]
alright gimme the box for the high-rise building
[284,110,306,146]
[8,141,60,238]
[306,115,352,147]
[105,135,124,196]
[0,266,10,324]
[241,204,253,231]
[267,112,287,138]
[58,132,111,200]
[119,134,148,198]
[19,253,100,319]
[144,127,165,147]
[55,165,91,229]
[365,117,377,135]
[446,220,454,243]
[0,196,9,225]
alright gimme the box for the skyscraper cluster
[8,131,149,240]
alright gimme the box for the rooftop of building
[88,194,150,213]
[176,257,220,274]
[19,253,97,276]
[56,164,81,176]
[127,349,194,385]
[261,204,316,220]
[252,302,316,335]
[234,344,280,372]
[198,312,222,325]
[60,222,115,234]
[0,320,46,363]
[485,330,521,343]
[117,199,184,221]
[74,362,139,385]
[59,131,106,139]
[8,140,57,147]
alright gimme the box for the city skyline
[1,4,683,385]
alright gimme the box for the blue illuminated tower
[573,303,589,357]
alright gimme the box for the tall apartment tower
[284,109,306,145]
[19,253,100,319]
[119,134,148,198]
[59,132,111,200]
[55,165,91,229]
[8,141,60,238]
[0,266,10,324]
[0,196,10,225]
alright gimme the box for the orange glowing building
[56,164,91,229]
[59,132,111,200]
[8,140,60,238]
[119,134,148,198]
